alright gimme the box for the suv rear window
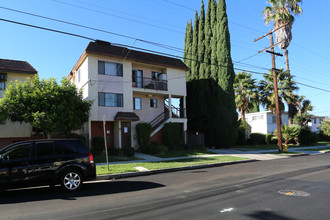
[36,142,54,157]
[55,140,88,155]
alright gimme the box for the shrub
[237,121,248,145]
[145,144,168,155]
[136,123,152,150]
[248,133,266,145]
[108,147,119,156]
[192,144,207,152]
[122,147,135,157]
[265,134,276,145]
[163,122,182,150]
[297,127,318,145]
[91,136,105,155]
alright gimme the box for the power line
[53,0,184,34]
[0,6,184,53]
[1,16,329,94]
[0,17,94,41]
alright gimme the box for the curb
[96,159,257,181]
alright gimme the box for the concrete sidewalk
[95,145,330,180]
[96,145,330,166]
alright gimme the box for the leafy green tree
[0,76,92,138]
[319,120,330,136]
[234,72,258,122]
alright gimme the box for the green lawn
[158,150,217,158]
[299,147,330,152]
[96,156,249,175]
[94,155,143,163]
[316,141,330,146]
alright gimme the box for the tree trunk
[284,48,290,72]
[240,109,245,122]
[284,48,295,125]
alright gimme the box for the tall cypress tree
[215,0,238,146]
[198,0,206,79]
[203,0,213,78]
[184,20,193,81]
[185,0,238,147]
[191,10,199,80]
[210,0,218,80]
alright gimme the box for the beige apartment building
[0,58,37,147]
[69,40,188,149]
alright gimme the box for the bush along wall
[136,123,152,151]
[163,122,182,150]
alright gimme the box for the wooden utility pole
[255,24,287,152]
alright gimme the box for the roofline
[0,69,37,74]
[68,50,87,79]
[86,51,189,71]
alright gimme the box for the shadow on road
[0,180,165,204]
[246,211,297,220]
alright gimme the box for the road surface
[1,154,330,219]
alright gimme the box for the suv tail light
[88,153,94,164]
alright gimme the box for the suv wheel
[60,169,83,191]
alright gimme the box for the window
[2,144,31,160]
[252,115,264,121]
[150,99,157,108]
[314,118,317,124]
[37,142,54,157]
[0,81,5,90]
[132,70,143,88]
[0,73,6,90]
[98,61,123,76]
[134,97,142,110]
[272,116,276,124]
[152,71,159,80]
[98,92,123,107]
[78,69,81,83]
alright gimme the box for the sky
[0,0,329,118]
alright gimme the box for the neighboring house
[0,58,37,147]
[244,111,289,134]
[308,115,328,132]
[68,40,188,149]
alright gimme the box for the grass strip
[96,156,249,175]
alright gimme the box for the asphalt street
[1,154,330,219]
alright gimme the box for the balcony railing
[132,76,167,91]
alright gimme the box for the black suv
[0,139,96,191]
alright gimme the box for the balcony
[132,76,167,91]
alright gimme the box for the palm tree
[293,95,313,126]
[263,0,302,124]
[234,72,258,122]
[262,0,302,71]
[275,124,300,151]
[259,69,289,114]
